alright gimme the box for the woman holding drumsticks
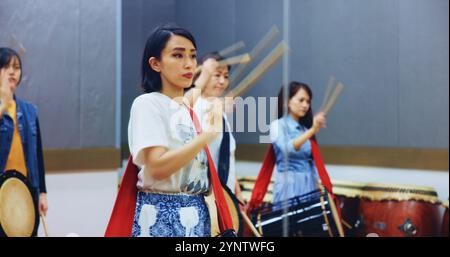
[191,52,245,206]
[126,25,225,237]
[270,81,327,203]
[0,47,48,236]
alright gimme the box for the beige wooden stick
[320,76,336,111]
[240,210,262,237]
[218,53,251,67]
[327,193,345,237]
[226,41,288,98]
[195,53,251,74]
[40,214,50,237]
[321,82,344,115]
[218,41,246,57]
[341,219,352,229]
[229,26,280,84]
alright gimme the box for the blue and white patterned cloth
[132,191,211,237]
[270,115,319,203]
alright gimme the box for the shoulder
[270,118,285,130]
[131,92,169,110]
[16,97,38,116]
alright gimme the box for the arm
[185,58,219,107]
[0,69,13,118]
[142,132,216,180]
[36,117,48,216]
[292,112,326,150]
[234,179,245,204]
[142,99,223,181]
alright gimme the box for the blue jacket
[0,96,46,194]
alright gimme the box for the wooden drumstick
[341,219,353,229]
[18,44,26,58]
[229,25,280,84]
[218,53,251,67]
[40,214,50,237]
[195,53,251,74]
[320,76,336,111]
[226,41,289,98]
[8,35,26,58]
[218,41,246,57]
[240,210,262,237]
[327,193,345,237]
[321,82,344,115]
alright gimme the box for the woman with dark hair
[0,47,48,236]
[127,25,223,237]
[192,52,245,205]
[270,81,327,203]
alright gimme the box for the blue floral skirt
[132,191,211,237]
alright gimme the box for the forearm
[185,72,211,107]
[292,128,317,150]
[144,133,216,180]
[235,179,243,196]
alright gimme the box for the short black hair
[0,47,22,84]
[141,24,197,93]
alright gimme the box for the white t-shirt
[193,96,237,193]
[128,92,209,195]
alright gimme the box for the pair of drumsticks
[40,214,50,237]
[195,25,287,100]
[319,76,345,115]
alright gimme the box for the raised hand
[203,97,224,140]
[312,112,327,133]
[0,69,14,114]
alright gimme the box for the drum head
[0,171,37,237]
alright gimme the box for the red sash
[104,156,138,237]
[248,140,335,213]
[187,107,235,233]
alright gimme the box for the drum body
[332,180,366,236]
[250,189,341,237]
[206,185,243,237]
[0,170,39,237]
[358,183,440,237]
[441,201,448,237]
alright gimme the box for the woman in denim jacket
[269,81,326,203]
[0,47,48,235]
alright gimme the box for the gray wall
[175,0,449,149]
[4,0,445,150]
[121,0,176,147]
[290,0,449,148]
[0,0,117,149]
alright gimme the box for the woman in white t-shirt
[191,52,245,205]
[128,25,222,237]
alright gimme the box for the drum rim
[331,179,367,188]
[0,170,39,237]
[362,182,438,193]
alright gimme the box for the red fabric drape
[104,156,138,237]
[248,140,336,212]
[188,107,235,233]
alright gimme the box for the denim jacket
[269,115,316,173]
[0,96,47,194]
